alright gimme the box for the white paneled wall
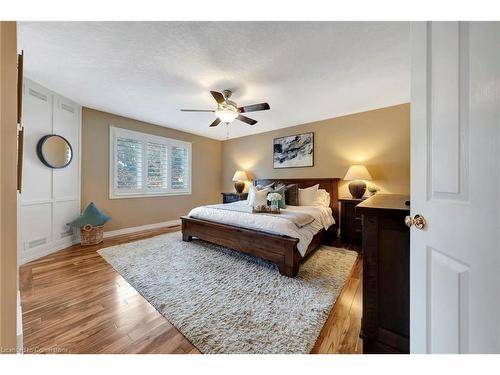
[18,79,81,264]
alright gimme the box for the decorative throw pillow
[274,183,298,207]
[255,182,274,190]
[284,184,299,206]
[298,184,319,206]
[314,189,331,207]
[267,185,286,208]
[246,185,257,205]
[247,186,271,206]
[70,202,111,228]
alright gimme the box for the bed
[181,178,339,277]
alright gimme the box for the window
[110,126,191,198]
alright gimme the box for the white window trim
[109,126,192,199]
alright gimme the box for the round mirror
[36,135,73,169]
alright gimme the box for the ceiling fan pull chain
[226,122,229,139]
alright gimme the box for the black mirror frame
[36,134,74,169]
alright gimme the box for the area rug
[98,231,357,354]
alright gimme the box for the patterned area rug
[98,231,357,354]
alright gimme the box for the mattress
[187,200,335,256]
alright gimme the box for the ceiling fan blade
[209,118,221,127]
[180,109,215,112]
[237,115,258,125]
[210,91,225,104]
[238,102,270,113]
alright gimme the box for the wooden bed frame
[181,178,339,277]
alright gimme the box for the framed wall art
[273,132,314,169]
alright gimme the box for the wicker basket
[80,224,104,246]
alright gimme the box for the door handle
[404,215,413,227]
[405,214,426,229]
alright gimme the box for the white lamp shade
[232,170,248,182]
[216,108,239,123]
[344,165,372,181]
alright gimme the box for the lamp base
[234,181,245,193]
[348,180,366,199]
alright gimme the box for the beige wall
[221,104,410,197]
[82,104,408,230]
[0,21,18,351]
[81,108,222,232]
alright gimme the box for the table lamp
[232,170,248,193]
[344,165,372,199]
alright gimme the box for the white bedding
[187,201,335,256]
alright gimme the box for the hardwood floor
[311,248,363,354]
[19,227,362,354]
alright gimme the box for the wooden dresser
[356,194,410,354]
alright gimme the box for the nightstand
[339,197,366,247]
[221,192,248,204]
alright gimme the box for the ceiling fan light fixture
[215,107,238,123]
[181,89,267,128]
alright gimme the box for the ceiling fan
[180,89,270,127]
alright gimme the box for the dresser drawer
[221,192,248,204]
[339,198,365,247]
[223,195,240,203]
[346,224,362,239]
[346,210,362,230]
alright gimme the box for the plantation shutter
[146,141,168,190]
[170,144,190,191]
[110,126,191,198]
[115,137,143,191]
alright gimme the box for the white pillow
[298,184,319,206]
[314,189,331,207]
[247,186,271,206]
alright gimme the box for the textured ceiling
[18,22,410,140]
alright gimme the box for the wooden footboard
[181,216,304,277]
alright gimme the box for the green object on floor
[70,202,111,228]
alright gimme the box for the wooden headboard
[253,178,340,228]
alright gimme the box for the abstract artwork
[273,132,314,169]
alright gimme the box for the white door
[410,21,500,353]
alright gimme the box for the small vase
[271,200,279,211]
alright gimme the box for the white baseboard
[19,237,80,265]
[103,219,181,239]
[19,220,181,265]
